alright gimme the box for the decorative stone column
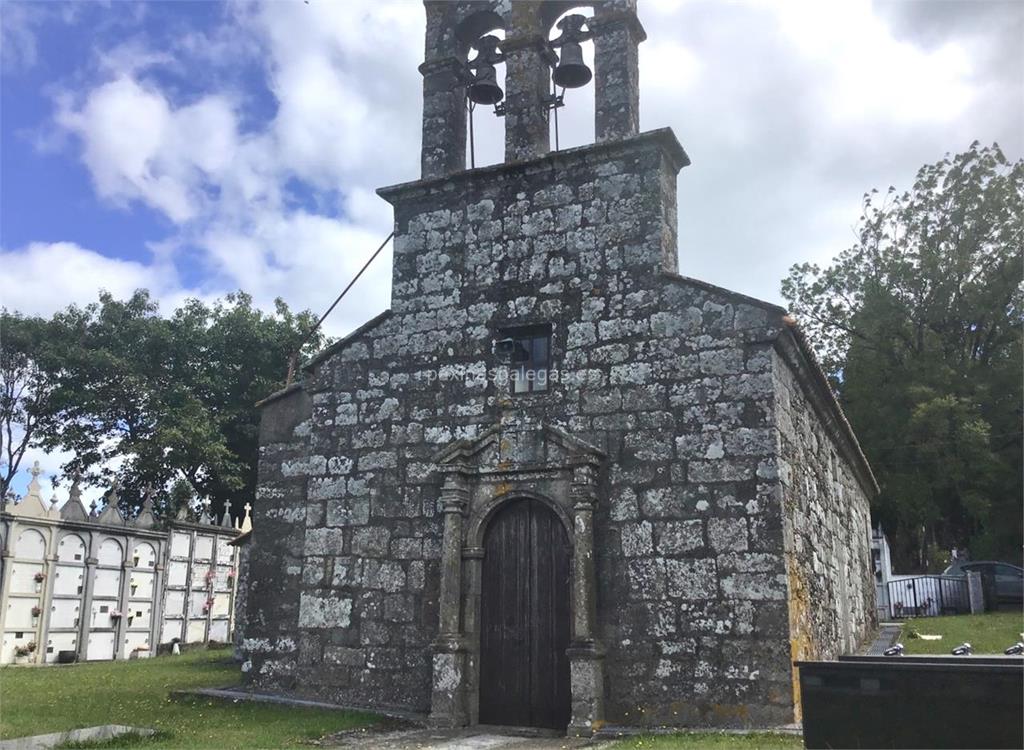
[591,3,645,143]
[429,471,470,727]
[150,555,166,657]
[77,534,99,661]
[566,461,605,736]
[116,552,133,660]
[38,548,58,664]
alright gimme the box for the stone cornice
[165,519,242,537]
[661,272,788,316]
[0,512,168,540]
[303,310,393,373]
[377,128,690,205]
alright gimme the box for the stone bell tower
[385,0,689,324]
[418,0,649,177]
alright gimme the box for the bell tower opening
[418,1,645,179]
[545,6,596,151]
[462,20,507,169]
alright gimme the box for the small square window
[498,325,551,394]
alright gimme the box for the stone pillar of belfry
[590,0,645,143]
[429,470,470,727]
[502,1,552,162]
[420,2,467,178]
[567,460,605,736]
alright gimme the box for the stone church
[243,0,876,734]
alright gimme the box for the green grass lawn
[899,610,1024,654]
[608,732,802,749]
[0,648,379,748]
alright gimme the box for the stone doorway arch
[479,497,572,729]
[428,424,606,736]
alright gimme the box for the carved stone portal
[428,423,605,736]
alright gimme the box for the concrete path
[865,622,903,655]
[323,727,612,749]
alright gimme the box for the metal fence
[886,575,970,618]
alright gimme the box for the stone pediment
[60,498,89,522]
[434,423,605,474]
[6,462,59,520]
[97,504,126,526]
[6,492,53,519]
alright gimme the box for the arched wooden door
[479,498,571,729]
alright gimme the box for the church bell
[551,14,592,90]
[466,35,504,106]
[552,41,591,89]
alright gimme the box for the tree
[2,290,324,521]
[0,313,56,500]
[782,142,1023,570]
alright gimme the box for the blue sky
[1,0,1022,500]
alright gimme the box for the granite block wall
[241,125,876,729]
[772,341,876,721]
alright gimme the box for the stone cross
[199,496,213,524]
[26,461,44,497]
[68,471,83,504]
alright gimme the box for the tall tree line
[783,142,1023,570]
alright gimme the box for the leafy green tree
[2,290,323,521]
[783,142,1023,570]
[0,313,57,499]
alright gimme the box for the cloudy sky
[1,0,1021,496]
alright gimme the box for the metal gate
[887,575,969,618]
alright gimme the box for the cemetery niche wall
[0,462,253,664]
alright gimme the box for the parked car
[943,560,1024,605]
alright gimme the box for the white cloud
[56,76,240,223]
[769,0,974,126]
[200,210,392,338]
[29,0,1023,333]
[0,241,176,317]
[0,1,46,70]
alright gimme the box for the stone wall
[241,126,879,728]
[239,388,313,684]
[773,339,876,721]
